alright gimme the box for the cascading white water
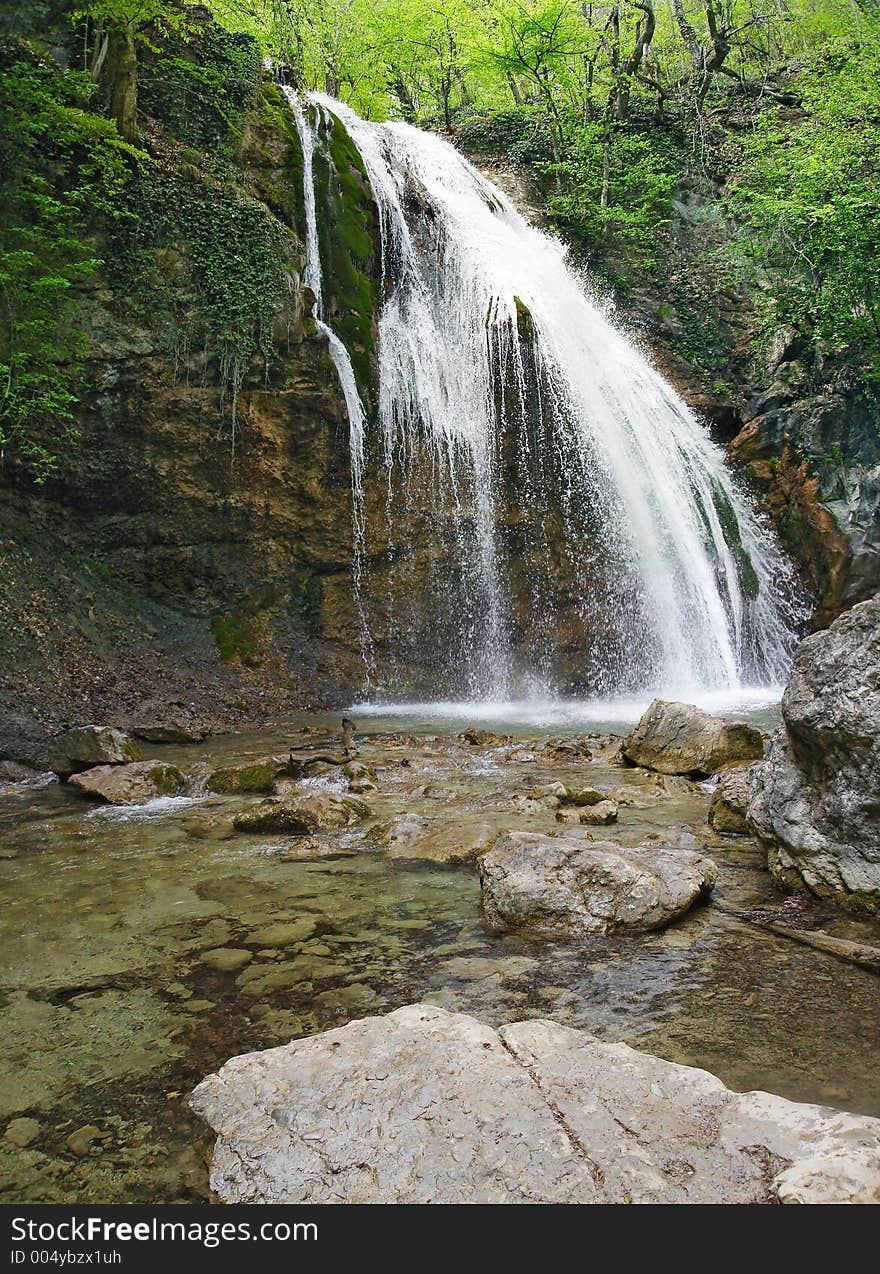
[294,91,802,704]
[284,89,368,599]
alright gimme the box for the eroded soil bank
[1,714,878,1202]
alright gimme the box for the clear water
[2,721,878,1203]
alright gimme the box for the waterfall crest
[290,90,802,703]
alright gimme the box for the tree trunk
[106,23,137,143]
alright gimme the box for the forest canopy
[1,0,878,481]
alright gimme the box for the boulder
[206,757,289,794]
[479,832,716,936]
[190,1004,880,1204]
[555,800,618,826]
[708,764,755,834]
[748,594,880,909]
[622,699,764,776]
[368,817,497,864]
[49,726,141,777]
[232,791,370,835]
[67,761,187,804]
[277,837,358,862]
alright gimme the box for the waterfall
[284,88,369,612]
[290,90,802,704]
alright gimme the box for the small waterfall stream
[287,90,802,706]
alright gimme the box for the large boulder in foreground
[68,761,187,804]
[190,1004,880,1204]
[49,726,141,777]
[622,699,764,776]
[478,832,716,936]
[748,594,880,909]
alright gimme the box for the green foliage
[0,43,142,481]
[725,32,880,369]
[112,162,297,446]
[545,122,679,275]
[139,23,261,152]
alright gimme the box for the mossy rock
[207,758,288,794]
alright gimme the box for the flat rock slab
[479,832,716,936]
[622,699,764,776]
[68,761,186,804]
[190,1004,880,1204]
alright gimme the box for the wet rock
[0,760,44,785]
[277,837,358,862]
[348,778,377,794]
[200,948,253,974]
[65,1125,108,1158]
[479,832,716,936]
[622,700,765,776]
[245,920,317,947]
[555,800,618,826]
[578,800,618,826]
[131,722,206,744]
[571,787,608,806]
[529,781,568,800]
[181,809,239,841]
[49,727,142,777]
[5,1117,40,1148]
[191,1004,880,1204]
[511,793,556,814]
[748,594,880,909]
[459,729,502,747]
[206,757,289,794]
[342,762,374,782]
[708,764,755,834]
[368,817,497,864]
[232,792,370,835]
[67,761,187,804]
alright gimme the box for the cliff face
[0,27,381,761]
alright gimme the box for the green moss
[146,764,186,795]
[310,107,379,409]
[207,760,281,793]
[513,295,535,342]
[211,611,253,664]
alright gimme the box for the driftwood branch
[715,904,880,973]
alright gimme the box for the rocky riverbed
[1,712,879,1203]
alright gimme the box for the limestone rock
[368,817,496,864]
[49,726,142,777]
[190,1004,880,1204]
[708,764,755,834]
[622,699,764,776]
[200,948,253,974]
[748,594,880,908]
[555,800,618,826]
[4,1117,40,1148]
[232,792,370,835]
[67,761,186,804]
[479,832,716,936]
[277,836,358,862]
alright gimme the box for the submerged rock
[748,594,880,909]
[49,726,142,777]
[232,791,370,835]
[622,699,764,776]
[277,836,358,862]
[67,761,186,804]
[368,817,496,864]
[479,832,715,936]
[708,764,755,834]
[190,1003,880,1204]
